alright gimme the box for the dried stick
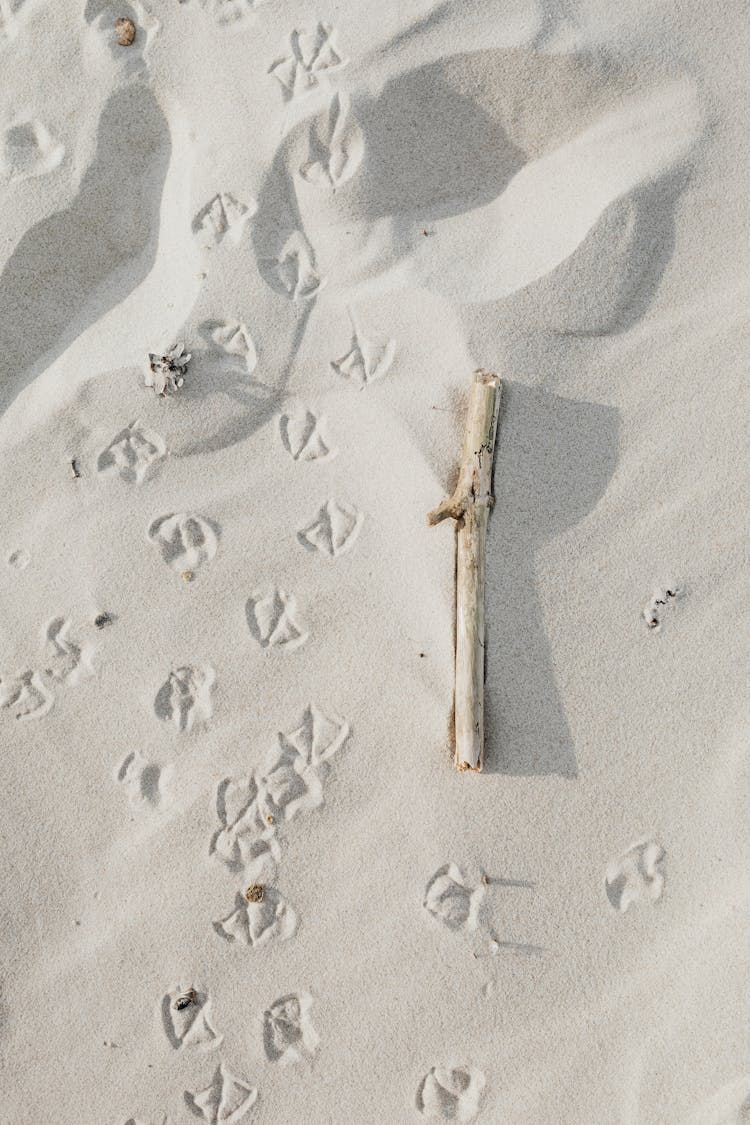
[428,370,502,771]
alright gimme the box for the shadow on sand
[0,84,170,420]
[483,383,619,776]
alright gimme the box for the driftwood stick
[428,370,502,771]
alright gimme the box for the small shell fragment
[145,343,191,397]
[115,17,136,46]
[174,988,196,1011]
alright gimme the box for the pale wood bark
[428,370,502,771]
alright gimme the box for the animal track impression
[280,703,350,768]
[154,665,216,732]
[605,839,666,912]
[423,864,485,932]
[200,319,257,373]
[298,499,363,558]
[332,322,396,386]
[117,751,172,810]
[211,721,339,858]
[246,588,308,650]
[0,669,54,720]
[279,404,336,462]
[214,886,297,948]
[193,192,256,247]
[300,92,363,189]
[210,775,281,874]
[162,986,222,1051]
[269,22,347,101]
[263,992,319,1063]
[97,420,166,483]
[198,0,264,24]
[6,548,30,570]
[211,704,351,869]
[268,231,325,301]
[43,617,93,684]
[254,744,324,825]
[417,1066,486,1122]
[148,513,220,574]
[186,1062,257,1124]
[1,120,64,180]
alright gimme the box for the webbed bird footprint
[42,617,94,684]
[417,1066,486,1122]
[161,986,222,1051]
[423,864,485,932]
[214,886,297,948]
[0,120,64,180]
[265,230,325,301]
[186,1061,257,1124]
[331,324,395,386]
[269,22,348,102]
[193,192,255,247]
[97,420,166,483]
[300,92,363,189]
[297,498,363,557]
[263,992,319,1063]
[255,744,324,824]
[117,751,172,811]
[605,839,665,912]
[210,775,281,874]
[154,665,215,732]
[148,513,220,574]
[0,669,54,720]
[200,319,257,373]
[280,703,350,768]
[246,588,308,650]
[279,403,336,462]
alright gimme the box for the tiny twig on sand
[428,370,502,772]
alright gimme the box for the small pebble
[94,613,113,629]
[115,17,136,45]
[245,884,264,903]
[182,570,194,583]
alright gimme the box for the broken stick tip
[426,498,465,527]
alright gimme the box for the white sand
[1,1,748,1122]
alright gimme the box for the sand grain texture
[0,1,748,1122]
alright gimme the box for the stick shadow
[483,383,619,776]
